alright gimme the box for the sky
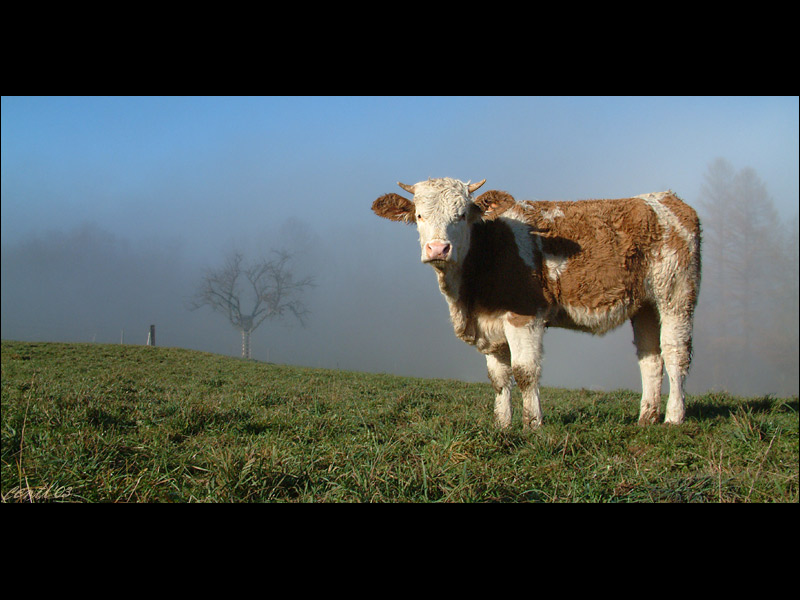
[2,96,798,396]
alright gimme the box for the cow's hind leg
[486,349,513,429]
[632,304,663,425]
[660,312,693,424]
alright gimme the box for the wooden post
[147,325,156,347]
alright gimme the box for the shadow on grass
[686,393,799,421]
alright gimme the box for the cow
[371,177,701,429]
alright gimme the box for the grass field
[1,340,797,502]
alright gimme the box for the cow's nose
[425,241,451,261]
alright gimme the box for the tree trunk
[241,329,251,359]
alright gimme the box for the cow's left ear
[474,190,515,220]
[372,193,416,224]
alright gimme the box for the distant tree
[189,250,314,359]
[697,158,798,395]
[759,210,799,393]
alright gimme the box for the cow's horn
[468,179,486,193]
[397,182,416,194]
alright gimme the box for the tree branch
[189,249,315,343]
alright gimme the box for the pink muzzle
[425,241,451,261]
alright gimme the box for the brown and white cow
[372,177,701,429]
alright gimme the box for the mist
[2,203,797,397]
[2,96,798,397]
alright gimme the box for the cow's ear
[474,190,515,221]
[372,193,416,224]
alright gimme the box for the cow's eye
[417,214,423,222]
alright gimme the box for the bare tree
[189,250,314,359]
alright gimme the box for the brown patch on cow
[638,406,661,426]
[473,190,516,220]
[520,197,663,316]
[512,365,535,391]
[372,193,416,224]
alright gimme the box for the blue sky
[2,96,798,394]
[3,96,797,258]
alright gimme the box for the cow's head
[372,177,515,269]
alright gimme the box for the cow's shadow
[550,394,797,426]
[532,234,582,259]
[685,395,798,421]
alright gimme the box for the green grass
[2,340,797,502]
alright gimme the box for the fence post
[146,325,156,347]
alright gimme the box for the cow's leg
[486,349,513,428]
[504,317,545,429]
[660,312,693,424]
[632,304,663,425]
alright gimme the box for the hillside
[1,340,797,502]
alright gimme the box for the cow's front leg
[504,316,545,429]
[486,349,512,429]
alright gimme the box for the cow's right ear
[372,193,416,224]
[474,190,515,220]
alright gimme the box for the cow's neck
[433,264,471,342]
[433,264,460,299]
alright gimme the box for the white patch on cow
[561,301,634,335]
[529,228,569,280]
[660,312,693,424]
[503,316,545,428]
[648,244,696,314]
[500,214,538,270]
[531,231,545,269]
[637,353,664,421]
[411,178,477,266]
[544,253,568,280]
[637,191,693,246]
[540,207,564,222]
[486,353,512,428]
[472,312,509,355]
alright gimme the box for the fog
[2,97,798,397]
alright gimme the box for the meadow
[1,340,797,502]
